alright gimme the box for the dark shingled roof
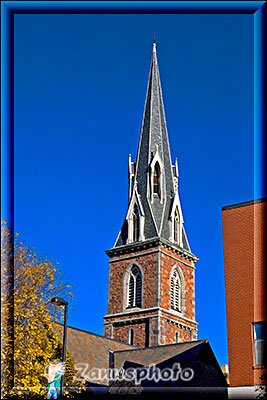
[56,326,226,391]
[115,43,190,252]
[113,340,206,370]
[56,325,137,386]
[111,340,228,392]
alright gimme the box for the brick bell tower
[104,42,198,347]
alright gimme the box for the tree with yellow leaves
[1,221,84,398]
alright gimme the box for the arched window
[128,265,142,308]
[173,207,179,243]
[170,269,181,312]
[133,204,140,242]
[153,162,160,196]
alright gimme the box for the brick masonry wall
[104,244,198,347]
[222,200,266,386]
[104,311,158,346]
[106,249,158,315]
[112,322,147,348]
[159,247,196,321]
[160,313,197,345]
[163,320,191,344]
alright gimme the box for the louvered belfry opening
[170,269,181,312]
[128,265,142,308]
[136,273,142,306]
[133,204,140,242]
[128,274,135,307]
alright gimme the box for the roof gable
[113,340,205,371]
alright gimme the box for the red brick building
[103,43,198,347]
[222,198,266,387]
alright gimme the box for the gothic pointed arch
[170,269,181,311]
[169,192,184,247]
[125,185,145,243]
[132,204,140,242]
[122,262,144,310]
[153,161,160,196]
[149,147,164,204]
[169,265,185,315]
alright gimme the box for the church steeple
[104,43,198,348]
[115,42,190,251]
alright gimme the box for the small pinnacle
[153,41,156,53]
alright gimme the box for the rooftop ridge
[112,339,208,354]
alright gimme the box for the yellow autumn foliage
[1,221,86,398]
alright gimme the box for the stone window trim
[132,204,140,242]
[170,270,181,312]
[122,261,144,312]
[169,264,185,316]
[153,162,161,196]
[169,193,184,247]
[126,187,145,244]
[149,147,164,204]
[128,265,142,308]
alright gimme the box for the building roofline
[112,339,208,354]
[222,197,266,211]
[56,323,138,348]
[106,236,198,262]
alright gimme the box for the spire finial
[153,33,156,53]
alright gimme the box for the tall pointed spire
[115,43,190,252]
[105,43,198,348]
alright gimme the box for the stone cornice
[103,306,198,327]
[103,307,158,320]
[159,307,198,326]
[104,314,157,326]
[106,237,198,263]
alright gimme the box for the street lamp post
[50,297,68,398]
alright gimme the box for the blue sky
[13,13,254,366]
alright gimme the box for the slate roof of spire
[115,43,190,251]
